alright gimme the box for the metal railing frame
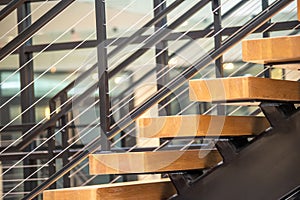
[21,0,294,199]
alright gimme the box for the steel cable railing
[41,0,296,186]
[22,2,296,199]
[0,0,296,198]
[44,0,300,189]
[0,0,184,154]
[0,0,166,153]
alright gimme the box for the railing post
[47,99,56,189]
[17,2,38,197]
[262,0,271,78]
[95,0,110,151]
[60,92,71,187]
[212,0,223,78]
[212,0,225,115]
[154,0,171,116]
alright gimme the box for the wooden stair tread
[137,115,269,138]
[189,77,300,103]
[89,149,221,175]
[43,179,176,200]
[242,35,300,65]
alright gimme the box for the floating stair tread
[43,179,176,200]
[242,35,300,65]
[138,115,269,138]
[189,77,300,103]
[89,149,221,175]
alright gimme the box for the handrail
[0,0,74,61]
[0,0,26,21]
[22,1,293,199]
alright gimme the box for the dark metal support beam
[154,0,171,116]
[0,0,74,61]
[47,100,56,189]
[17,2,38,196]
[95,0,110,151]
[60,93,71,187]
[262,0,271,78]
[212,0,223,78]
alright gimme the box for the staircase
[0,0,300,199]
[43,16,300,200]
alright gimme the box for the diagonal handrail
[0,0,26,21]
[22,0,293,199]
[0,0,74,61]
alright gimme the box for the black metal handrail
[22,0,293,199]
[0,0,26,21]
[0,0,75,61]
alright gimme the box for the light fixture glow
[223,63,234,70]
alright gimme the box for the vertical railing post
[212,0,223,78]
[212,0,225,116]
[95,0,110,151]
[262,0,271,78]
[47,99,56,189]
[60,92,71,187]
[154,0,171,116]
[153,0,170,148]
[17,2,38,197]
